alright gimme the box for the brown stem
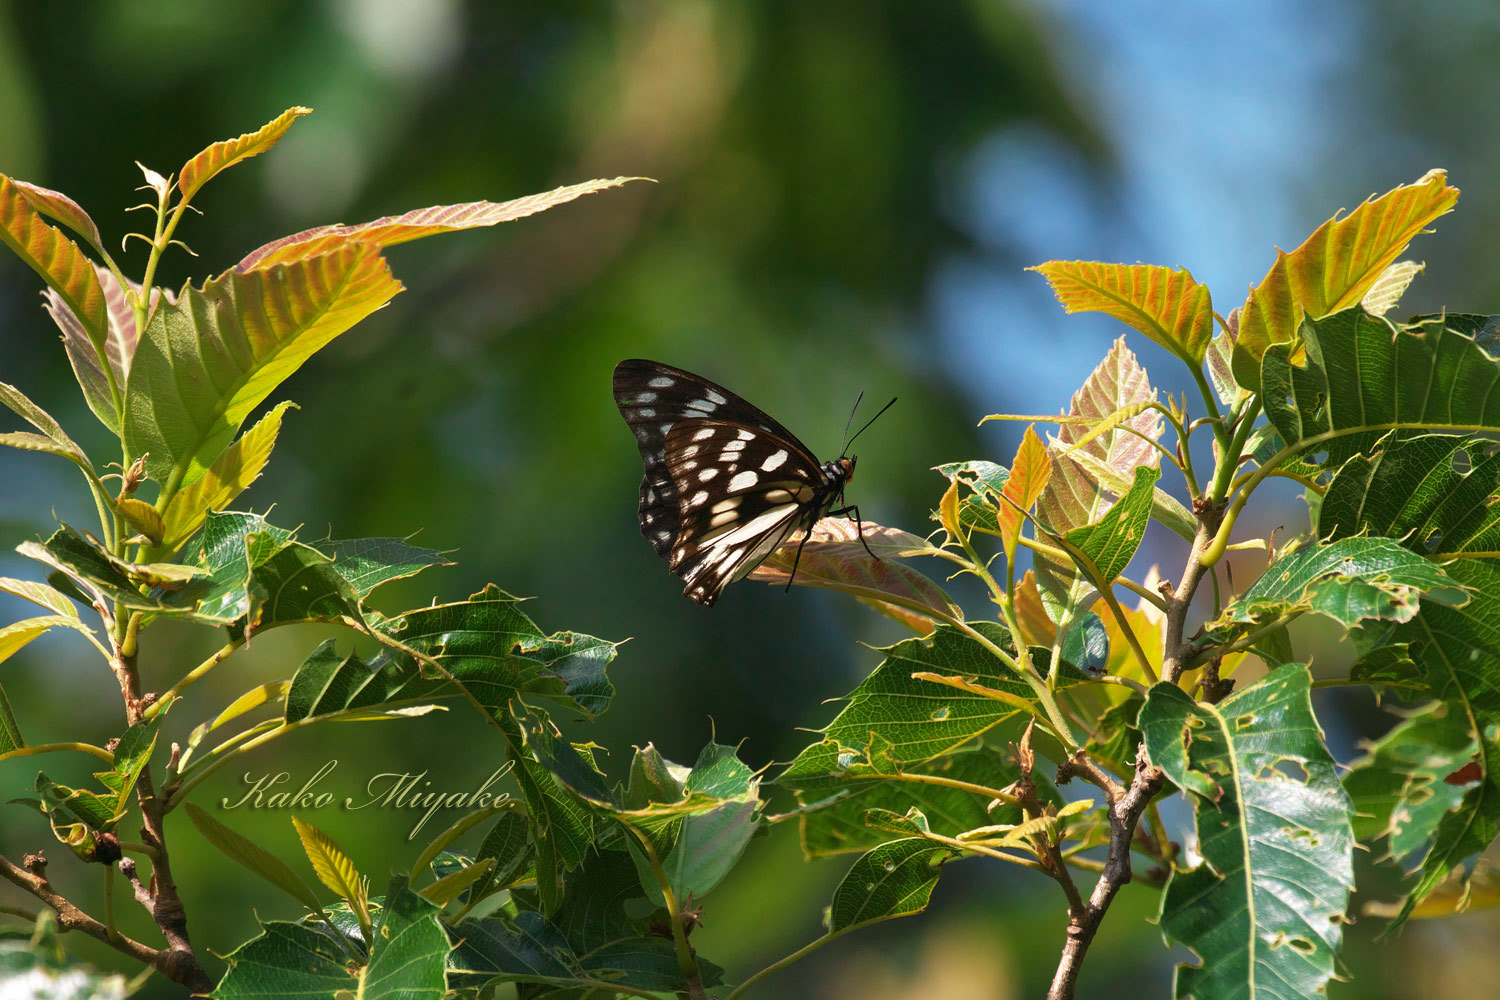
[1046,507,1221,999]
[0,853,211,991]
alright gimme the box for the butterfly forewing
[613,360,849,606]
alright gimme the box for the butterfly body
[612,359,863,606]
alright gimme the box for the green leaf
[1058,466,1160,584]
[359,877,447,999]
[178,107,312,204]
[471,811,534,898]
[412,802,512,880]
[209,921,353,999]
[158,401,295,552]
[932,460,1010,536]
[18,525,200,615]
[826,838,953,933]
[1031,261,1214,365]
[1233,169,1459,393]
[779,623,1078,779]
[31,773,120,860]
[123,244,401,491]
[1140,666,1354,1000]
[0,576,79,618]
[0,382,93,476]
[1262,308,1500,474]
[238,176,646,269]
[184,803,324,912]
[785,744,1037,858]
[0,683,23,756]
[1211,535,1464,632]
[282,640,444,724]
[419,859,493,907]
[1344,702,1478,865]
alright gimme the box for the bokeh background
[2,1,1497,997]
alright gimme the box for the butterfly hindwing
[613,360,849,606]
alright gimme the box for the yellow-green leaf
[158,400,295,552]
[0,683,23,755]
[1232,169,1459,392]
[177,106,312,204]
[124,245,400,490]
[418,858,494,907]
[237,176,648,269]
[1031,261,1213,365]
[292,816,365,907]
[0,577,79,618]
[0,175,108,355]
[998,424,1051,562]
[116,498,164,546]
[185,803,323,911]
[0,615,94,664]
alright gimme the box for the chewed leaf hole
[1235,713,1257,730]
[1453,449,1473,474]
[929,706,950,721]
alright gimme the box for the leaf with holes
[1261,308,1500,475]
[1344,702,1479,866]
[1233,169,1459,393]
[932,460,1010,535]
[238,176,645,269]
[779,622,1087,789]
[747,518,957,634]
[123,244,401,493]
[1140,666,1354,1000]
[1031,261,1214,365]
[1211,536,1465,634]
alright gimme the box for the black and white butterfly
[613,359,893,606]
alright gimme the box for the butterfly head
[823,455,856,486]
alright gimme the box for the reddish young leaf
[236,176,647,270]
[998,424,1051,561]
[0,175,108,354]
[177,106,312,203]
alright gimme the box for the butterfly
[613,359,894,606]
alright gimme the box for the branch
[0,853,211,992]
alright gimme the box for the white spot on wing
[736,429,754,441]
[698,467,719,481]
[638,407,656,418]
[761,449,788,472]
[705,389,728,405]
[649,376,675,388]
[728,471,758,492]
[692,428,716,442]
[690,490,709,506]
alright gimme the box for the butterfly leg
[829,504,880,561]
[785,528,816,593]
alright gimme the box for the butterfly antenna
[842,396,898,456]
[837,390,865,457]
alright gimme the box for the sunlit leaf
[0,174,108,358]
[123,244,401,491]
[1233,169,1459,392]
[1206,309,1249,408]
[1031,261,1214,365]
[1262,308,1500,473]
[292,817,368,919]
[12,178,102,249]
[1055,466,1160,585]
[1361,260,1424,317]
[748,518,957,633]
[1211,535,1464,632]
[178,106,312,204]
[1140,666,1354,1000]
[0,683,22,756]
[208,921,352,999]
[44,264,164,435]
[1033,337,1160,634]
[0,615,94,665]
[237,176,646,269]
[932,460,1009,536]
[158,401,295,552]
[419,859,494,907]
[0,382,92,475]
[999,425,1051,561]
